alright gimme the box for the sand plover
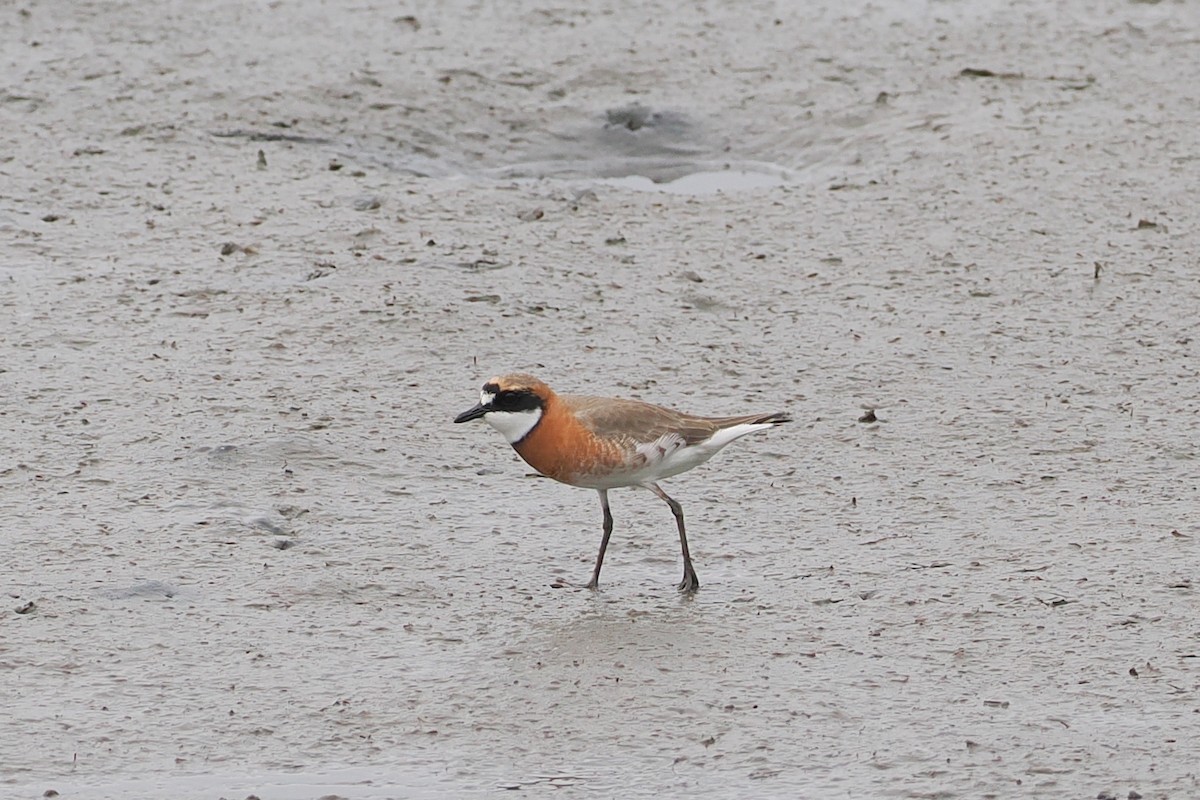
[454,373,789,592]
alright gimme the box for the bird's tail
[703,411,790,450]
[711,411,791,428]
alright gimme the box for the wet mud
[3,0,1199,798]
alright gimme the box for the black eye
[493,389,541,413]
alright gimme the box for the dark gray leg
[648,483,699,593]
[585,489,613,589]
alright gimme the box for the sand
[3,0,1199,797]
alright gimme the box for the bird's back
[550,394,786,486]
[564,394,787,443]
[561,394,723,449]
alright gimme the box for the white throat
[485,408,543,444]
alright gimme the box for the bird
[453,373,790,592]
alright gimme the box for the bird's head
[454,373,551,444]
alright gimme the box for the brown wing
[560,394,780,448]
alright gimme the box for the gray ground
[3,0,1199,798]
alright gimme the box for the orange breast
[512,398,628,486]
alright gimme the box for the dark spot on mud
[307,262,336,280]
[959,67,1024,79]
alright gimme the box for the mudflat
[3,0,1198,797]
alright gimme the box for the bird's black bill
[454,403,488,423]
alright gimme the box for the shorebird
[454,373,789,592]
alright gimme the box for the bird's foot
[677,571,700,594]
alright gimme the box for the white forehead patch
[480,389,496,406]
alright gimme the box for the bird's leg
[648,483,699,593]
[585,489,613,589]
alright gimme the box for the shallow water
[3,0,1199,798]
